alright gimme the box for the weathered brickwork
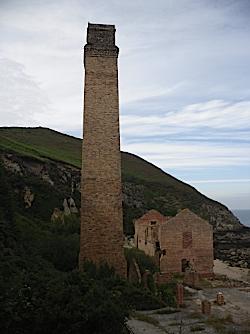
[79,23,126,277]
[176,283,184,307]
[134,210,167,257]
[135,209,214,279]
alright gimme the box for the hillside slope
[0,127,249,267]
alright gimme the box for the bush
[120,282,164,310]
[82,261,164,311]
[0,258,130,334]
[124,247,158,274]
[15,214,79,272]
[157,283,176,307]
[0,163,169,332]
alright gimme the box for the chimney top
[86,22,116,47]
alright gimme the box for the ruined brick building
[134,209,214,279]
[79,23,126,277]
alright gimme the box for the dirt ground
[213,259,250,282]
[127,260,250,334]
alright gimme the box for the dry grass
[190,325,206,332]
[132,312,159,327]
[189,312,203,319]
[154,308,180,315]
[205,314,235,334]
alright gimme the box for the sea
[233,209,250,227]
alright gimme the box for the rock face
[0,150,249,268]
[23,186,34,208]
[201,203,242,231]
[215,229,250,268]
[51,208,64,223]
[51,198,79,223]
[1,152,81,224]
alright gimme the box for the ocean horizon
[233,209,250,227]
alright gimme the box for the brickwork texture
[134,209,166,256]
[135,208,214,279]
[79,23,126,277]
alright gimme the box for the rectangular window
[183,231,192,248]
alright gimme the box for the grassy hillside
[0,126,206,194]
[0,127,82,167]
[0,126,242,234]
[0,126,248,267]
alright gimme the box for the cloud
[0,58,50,126]
[1,1,250,133]
[122,141,250,169]
[121,99,250,141]
[0,0,250,209]
[121,98,250,170]
[187,179,250,184]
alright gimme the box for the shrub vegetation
[0,162,176,333]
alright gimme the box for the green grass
[0,126,232,234]
[0,127,220,197]
[0,136,46,160]
[0,127,197,190]
[0,127,82,167]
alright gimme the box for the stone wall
[134,210,166,257]
[160,209,214,275]
[135,208,214,279]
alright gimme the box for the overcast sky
[0,0,250,210]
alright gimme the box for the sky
[0,0,250,210]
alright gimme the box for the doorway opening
[181,258,190,272]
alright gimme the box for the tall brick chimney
[79,23,126,277]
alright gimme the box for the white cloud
[187,179,250,184]
[0,58,50,126]
[121,99,250,140]
[122,141,250,169]
[0,0,250,209]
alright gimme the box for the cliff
[0,127,249,267]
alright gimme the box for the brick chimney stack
[79,23,126,277]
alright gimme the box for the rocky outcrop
[2,154,23,175]
[1,151,249,268]
[215,228,250,268]
[51,197,79,223]
[63,197,78,215]
[51,198,79,223]
[201,203,242,231]
[0,152,80,224]
[23,186,34,208]
[123,182,146,209]
[51,208,65,223]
